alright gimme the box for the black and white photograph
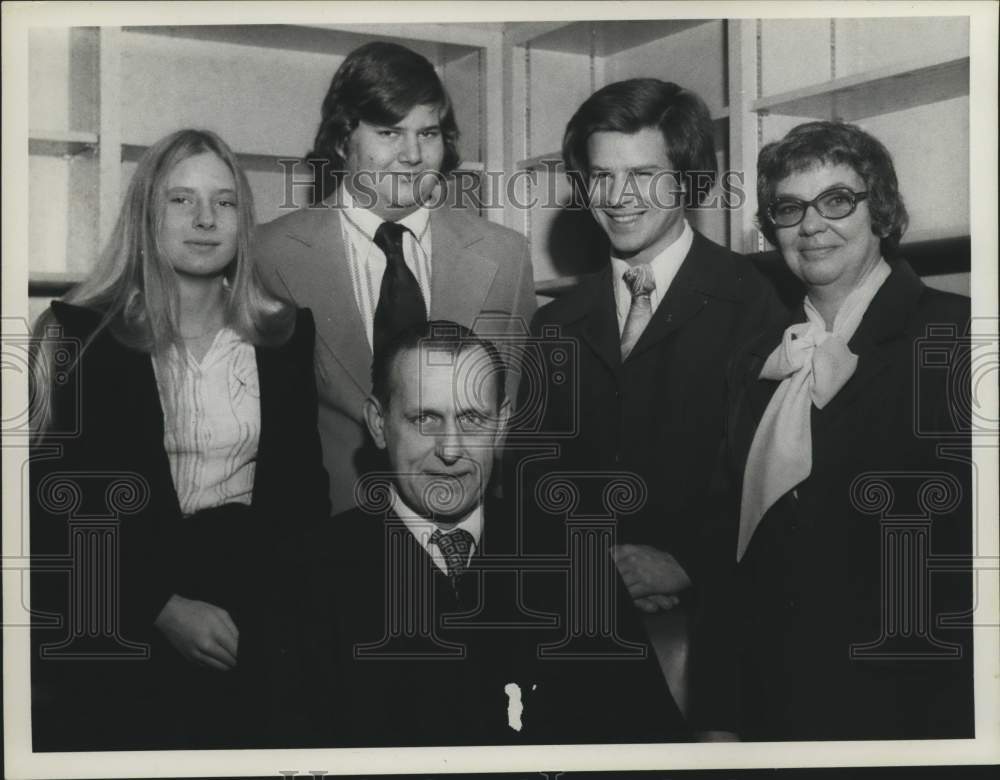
[2,1,998,778]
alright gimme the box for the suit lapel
[627,285,705,361]
[725,319,790,470]
[743,351,779,424]
[429,209,499,329]
[626,233,735,362]
[815,336,891,429]
[128,349,183,519]
[251,343,275,508]
[271,208,371,397]
[729,264,922,465]
[579,266,624,377]
[813,262,922,430]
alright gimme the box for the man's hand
[611,544,692,610]
[154,594,239,671]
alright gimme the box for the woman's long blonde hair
[31,129,294,437]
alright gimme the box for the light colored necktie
[737,259,891,562]
[620,264,656,360]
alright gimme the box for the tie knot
[623,264,655,299]
[430,528,475,579]
[373,221,409,255]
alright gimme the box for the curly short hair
[756,121,909,257]
[305,42,462,204]
[561,78,718,208]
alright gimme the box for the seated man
[271,321,686,747]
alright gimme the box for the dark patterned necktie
[372,221,427,354]
[429,528,475,580]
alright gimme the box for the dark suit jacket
[253,204,536,515]
[517,232,785,579]
[271,500,687,747]
[692,261,974,741]
[30,302,330,750]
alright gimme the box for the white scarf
[737,259,891,561]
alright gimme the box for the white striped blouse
[152,328,260,517]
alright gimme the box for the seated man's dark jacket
[270,498,687,747]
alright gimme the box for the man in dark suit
[254,42,535,516]
[272,321,686,747]
[519,79,784,621]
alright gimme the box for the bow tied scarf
[737,259,891,561]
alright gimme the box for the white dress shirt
[611,219,694,335]
[152,328,260,517]
[390,487,482,576]
[338,186,433,350]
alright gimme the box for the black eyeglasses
[768,187,869,228]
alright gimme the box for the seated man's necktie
[430,528,475,580]
[372,221,427,353]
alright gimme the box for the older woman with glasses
[693,121,973,741]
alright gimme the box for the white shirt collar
[611,219,694,324]
[340,184,430,243]
[389,486,482,573]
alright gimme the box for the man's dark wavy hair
[756,121,909,257]
[562,78,718,209]
[305,41,462,204]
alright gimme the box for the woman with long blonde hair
[30,129,329,750]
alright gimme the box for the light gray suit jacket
[254,204,535,515]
